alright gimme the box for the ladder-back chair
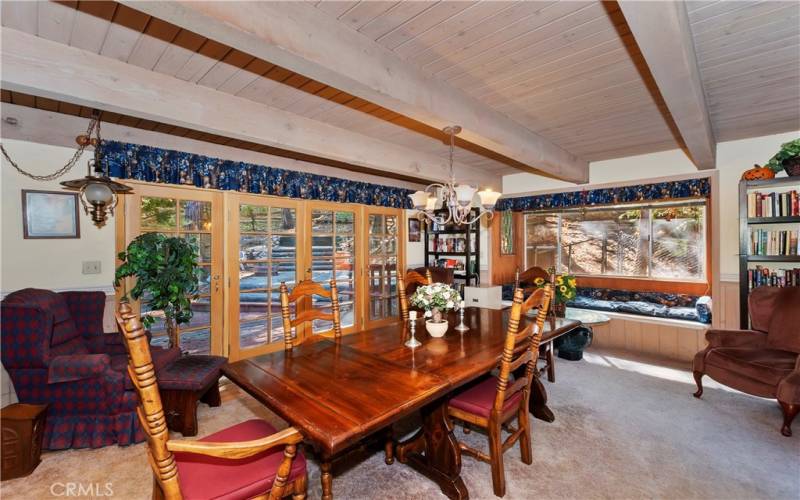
[397,269,433,321]
[279,279,341,351]
[447,285,553,497]
[115,300,307,500]
[514,266,558,381]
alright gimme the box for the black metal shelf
[428,251,468,256]
[747,216,800,224]
[424,209,480,287]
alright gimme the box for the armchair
[1,288,179,449]
[693,287,800,436]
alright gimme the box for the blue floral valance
[496,177,710,212]
[97,140,414,208]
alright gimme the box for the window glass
[651,206,706,279]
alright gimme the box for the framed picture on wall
[500,211,514,255]
[408,218,421,242]
[22,190,80,239]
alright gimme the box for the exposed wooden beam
[0,104,423,190]
[123,1,589,183]
[619,0,717,169]
[0,28,496,188]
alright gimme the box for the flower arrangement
[409,283,462,323]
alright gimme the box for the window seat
[501,285,711,324]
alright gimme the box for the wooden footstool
[157,355,227,436]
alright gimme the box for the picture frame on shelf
[21,190,80,239]
[408,217,421,242]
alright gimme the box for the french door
[120,182,224,355]
[364,207,404,329]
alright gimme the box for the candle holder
[405,317,422,348]
[455,305,469,332]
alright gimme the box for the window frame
[524,199,709,284]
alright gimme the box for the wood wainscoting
[589,313,709,362]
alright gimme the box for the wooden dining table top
[222,307,580,456]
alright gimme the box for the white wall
[1,139,117,293]
[502,131,800,277]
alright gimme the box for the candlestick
[405,318,421,348]
[455,304,469,332]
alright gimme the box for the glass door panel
[309,207,356,334]
[130,187,222,356]
[365,210,401,328]
[231,200,299,360]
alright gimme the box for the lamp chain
[0,115,99,181]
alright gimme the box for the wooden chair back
[514,266,550,292]
[493,284,553,414]
[397,269,433,320]
[116,300,305,499]
[280,279,341,351]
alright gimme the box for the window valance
[98,140,413,208]
[496,177,710,212]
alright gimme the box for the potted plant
[115,233,201,350]
[533,272,577,318]
[409,283,461,337]
[766,138,800,176]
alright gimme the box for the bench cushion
[158,355,227,391]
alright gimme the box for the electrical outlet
[82,260,101,275]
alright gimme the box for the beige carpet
[2,348,798,499]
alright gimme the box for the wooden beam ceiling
[1,27,498,188]
[619,0,717,170]
[123,1,590,183]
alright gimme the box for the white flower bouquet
[409,283,462,323]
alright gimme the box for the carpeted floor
[2,348,798,499]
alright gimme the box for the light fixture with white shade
[409,126,501,227]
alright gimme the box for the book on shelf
[747,189,799,218]
[748,228,799,256]
[747,266,800,290]
[430,235,476,253]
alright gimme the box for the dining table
[222,307,581,499]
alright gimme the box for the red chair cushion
[706,348,796,386]
[175,419,306,500]
[448,377,524,418]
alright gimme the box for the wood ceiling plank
[691,1,792,36]
[337,1,400,31]
[714,116,800,143]
[687,0,759,25]
[37,1,77,44]
[100,3,149,62]
[392,1,512,60]
[408,1,557,68]
[175,39,231,82]
[57,100,82,116]
[34,96,59,112]
[376,1,476,51]
[315,1,361,19]
[127,17,180,68]
[1,90,11,103]
[583,140,681,162]
[356,1,433,40]
[699,43,800,82]
[423,1,594,77]
[69,2,116,53]
[216,58,274,95]
[696,22,799,64]
[1,1,38,32]
[196,50,255,89]
[702,33,800,71]
[152,28,206,75]
[10,91,35,108]
[693,3,799,45]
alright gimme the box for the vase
[783,157,800,176]
[425,319,449,338]
[553,302,567,318]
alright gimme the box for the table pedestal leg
[397,402,468,500]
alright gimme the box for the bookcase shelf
[424,209,480,288]
[739,177,800,328]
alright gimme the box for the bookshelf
[739,177,800,328]
[424,208,480,289]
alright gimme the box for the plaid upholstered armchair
[1,288,180,449]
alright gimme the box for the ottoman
[157,355,227,436]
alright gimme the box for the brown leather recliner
[693,287,800,436]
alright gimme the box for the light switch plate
[82,260,101,275]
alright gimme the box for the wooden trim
[490,211,524,286]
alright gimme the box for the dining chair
[279,279,341,351]
[514,266,558,382]
[448,284,553,497]
[115,300,307,500]
[397,269,433,321]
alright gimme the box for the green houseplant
[766,138,800,176]
[115,233,201,349]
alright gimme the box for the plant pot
[783,157,800,176]
[552,302,567,318]
[425,319,449,338]
[741,164,776,181]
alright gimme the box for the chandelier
[409,126,501,227]
[2,110,131,228]
[60,115,132,228]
